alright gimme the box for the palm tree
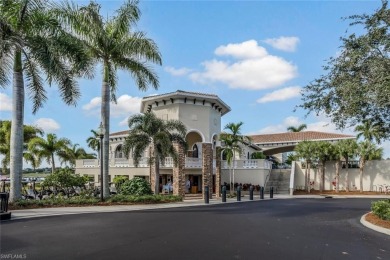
[28,134,72,174]
[313,141,334,192]
[355,120,385,144]
[123,113,187,195]
[295,141,315,192]
[86,129,101,157]
[220,122,251,193]
[59,143,96,167]
[0,120,43,174]
[0,0,92,201]
[59,0,162,198]
[219,134,239,195]
[338,139,358,192]
[357,141,383,192]
[287,124,307,132]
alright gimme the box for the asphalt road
[1,198,389,260]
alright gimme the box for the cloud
[165,66,192,76]
[257,86,301,103]
[189,40,297,90]
[251,115,355,135]
[83,95,142,118]
[0,93,12,111]
[33,118,60,132]
[263,36,300,52]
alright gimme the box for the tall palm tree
[221,122,251,193]
[0,120,43,175]
[219,134,240,195]
[338,139,358,192]
[28,133,72,174]
[59,0,162,198]
[295,141,315,192]
[355,120,385,144]
[123,112,187,195]
[357,141,383,192]
[86,129,100,155]
[287,124,307,132]
[0,0,92,201]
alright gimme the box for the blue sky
[1,0,389,163]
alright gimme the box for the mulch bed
[365,213,390,230]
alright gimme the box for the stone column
[202,143,213,200]
[215,146,222,197]
[173,143,185,197]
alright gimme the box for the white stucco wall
[293,160,390,191]
[221,169,269,186]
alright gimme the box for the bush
[119,177,152,196]
[108,194,182,203]
[42,168,88,197]
[371,199,390,220]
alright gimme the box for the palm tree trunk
[304,160,308,191]
[9,50,24,202]
[232,151,235,194]
[319,162,324,192]
[154,157,160,195]
[101,64,110,198]
[307,162,311,193]
[359,159,364,192]
[51,153,55,174]
[345,158,349,192]
[335,160,340,193]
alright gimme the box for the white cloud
[33,118,60,132]
[165,66,192,76]
[257,86,301,103]
[190,40,297,90]
[251,115,355,135]
[263,36,300,52]
[83,95,142,119]
[0,93,12,111]
[214,40,267,59]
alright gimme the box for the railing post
[260,186,264,200]
[222,185,226,202]
[249,185,254,200]
[237,186,241,201]
[204,186,209,204]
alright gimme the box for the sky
[1,0,389,166]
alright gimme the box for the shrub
[119,177,152,196]
[113,175,129,192]
[42,168,88,197]
[108,194,182,203]
[371,199,390,220]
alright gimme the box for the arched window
[222,150,227,160]
[247,152,250,159]
[115,145,124,158]
[192,144,199,158]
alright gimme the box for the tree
[28,134,72,174]
[59,0,162,198]
[337,139,358,192]
[300,1,390,140]
[58,143,96,168]
[295,141,315,192]
[86,129,100,157]
[313,141,335,192]
[287,124,307,132]
[123,112,187,195]
[0,120,43,174]
[0,0,92,201]
[355,120,385,144]
[220,122,251,193]
[219,134,239,195]
[357,141,383,192]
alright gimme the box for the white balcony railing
[185,157,202,168]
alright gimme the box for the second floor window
[115,145,124,158]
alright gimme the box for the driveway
[1,198,389,259]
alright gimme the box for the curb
[360,212,390,236]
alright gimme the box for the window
[115,145,124,158]
[192,144,199,158]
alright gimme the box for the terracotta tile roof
[143,90,218,100]
[249,131,355,144]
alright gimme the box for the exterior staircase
[265,169,291,194]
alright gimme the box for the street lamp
[98,122,104,202]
